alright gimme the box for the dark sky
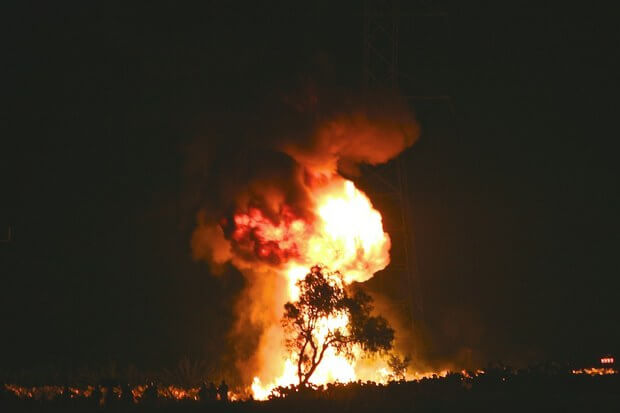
[2,1,618,373]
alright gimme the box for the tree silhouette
[282,265,394,386]
[387,354,411,381]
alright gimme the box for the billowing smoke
[279,87,419,177]
[188,78,420,386]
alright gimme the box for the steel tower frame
[362,0,452,337]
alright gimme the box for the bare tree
[282,265,394,386]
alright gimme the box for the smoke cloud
[279,88,419,177]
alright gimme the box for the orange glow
[243,178,395,398]
[211,169,449,398]
[3,385,95,401]
[572,367,618,376]
[232,177,459,399]
[230,179,390,280]
[239,178,458,399]
[158,386,200,400]
[2,384,204,402]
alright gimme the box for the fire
[572,367,618,376]
[231,206,308,265]
[309,180,390,283]
[237,178,395,398]
[230,179,390,281]
[195,170,445,398]
[183,82,423,399]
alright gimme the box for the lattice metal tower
[363,0,400,90]
[362,0,449,337]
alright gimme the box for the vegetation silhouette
[282,265,394,386]
[1,366,619,412]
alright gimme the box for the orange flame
[572,367,618,376]
[243,178,397,398]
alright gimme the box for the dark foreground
[2,371,619,412]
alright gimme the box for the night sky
[2,1,618,374]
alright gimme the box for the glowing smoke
[189,82,419,389]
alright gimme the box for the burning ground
[3,366,618,412]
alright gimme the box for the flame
[230,179,390,279]
[240,178,395,398]
[572,367,618,376]
[307,180,391,283]
[224,174,446,398]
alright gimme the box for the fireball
[231,178,393,398]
